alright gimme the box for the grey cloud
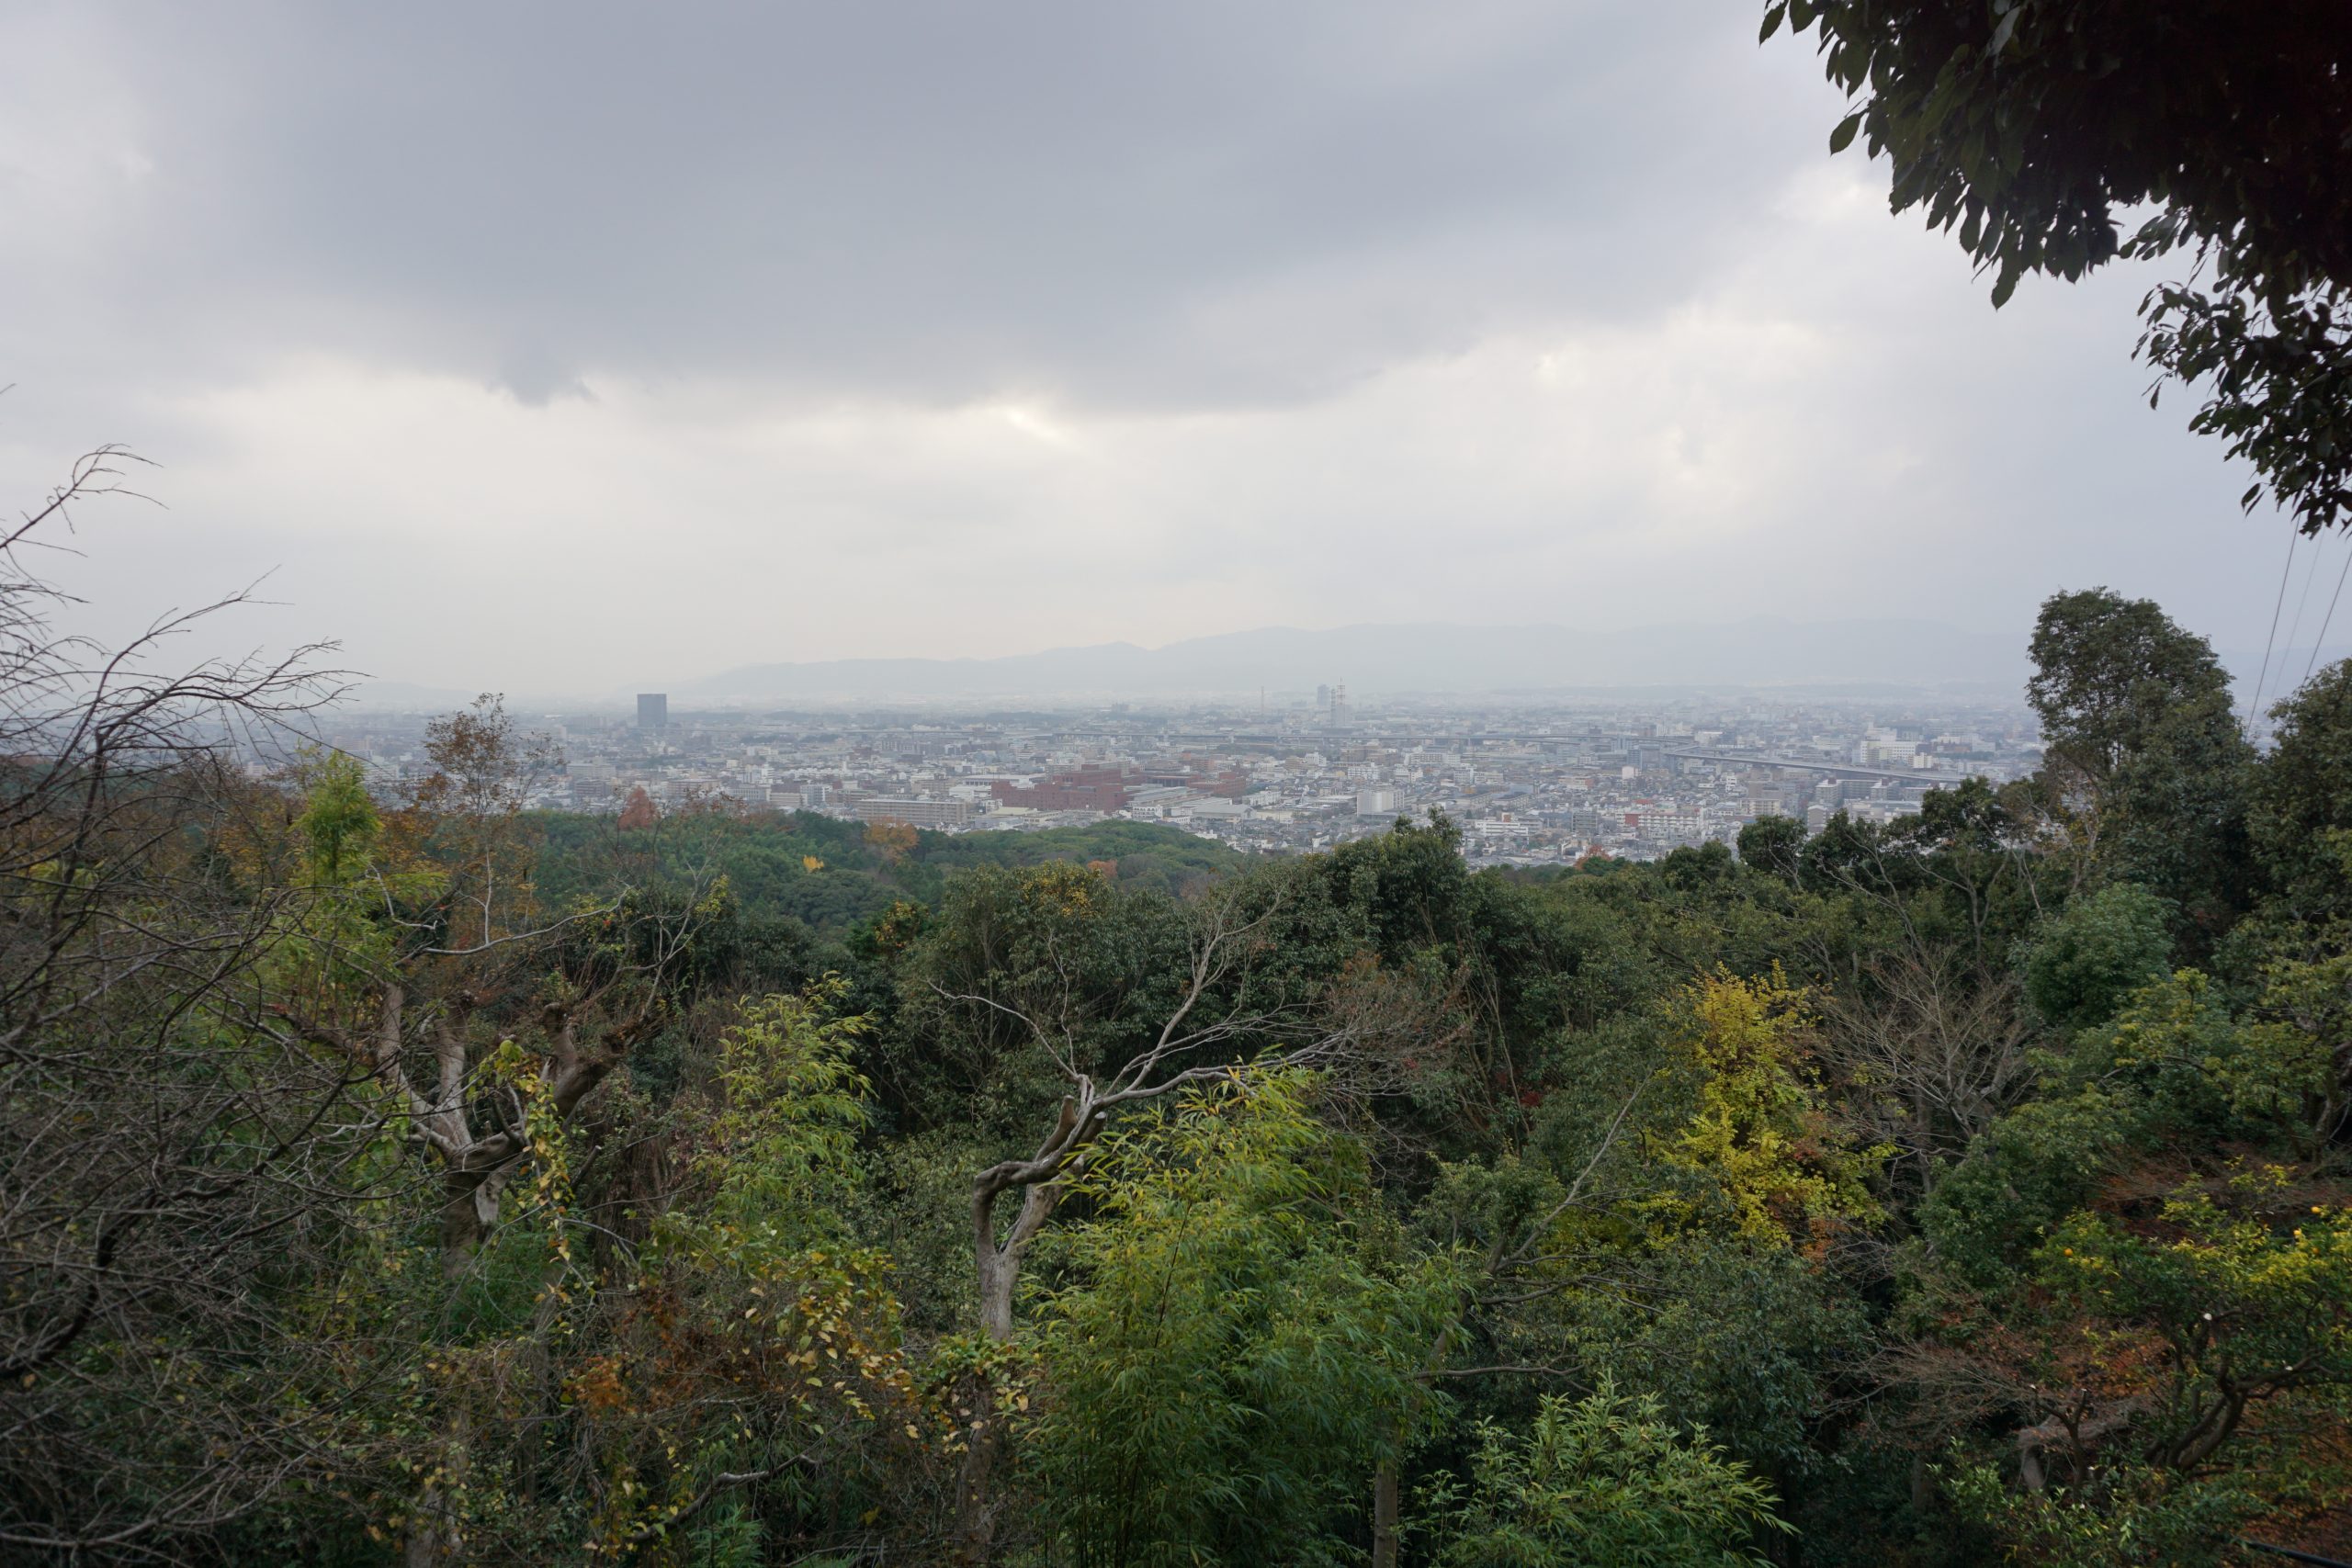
[494,344,592,406]
[13,1,1824,407]
[0,0,2309,694]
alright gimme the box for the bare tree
[278,980,666,1277]
[1792,810,2042,1206]
[1818,947,2036,1193]
[933,891,1374,1564]
[0,446,385,1562]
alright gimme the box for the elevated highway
[1659,748,1961,787]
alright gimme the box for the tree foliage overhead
[1768,0,2352,534]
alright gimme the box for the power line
[2247,515,2301,726]
[2304,530,2352,687]
[2280,523,2331,685]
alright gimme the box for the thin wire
[2247,516,2301,726]
[2280,525,2330,684]
[2304,531,2352,687]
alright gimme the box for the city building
[851,797,978,829]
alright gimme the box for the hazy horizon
[328,611,2348,713]
[6,1,2346,694]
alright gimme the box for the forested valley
[6,445,2352,1568]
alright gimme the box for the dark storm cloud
[15,1,1817,406]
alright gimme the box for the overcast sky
[1,0,2334,695]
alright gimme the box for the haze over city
[4,1,2336,698]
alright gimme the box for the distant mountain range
[341,620,2352,712]
[683,618,2036,701]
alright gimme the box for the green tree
[1942,1461,2254,1568]
[570,986,924,1561]
[2041,1172,2352,1475]
[1419,1380,1790,1568]
[2033,964,2342,1156]
[2022,883,2173,1034]
[2246,660,2352,923]
[1917,1085,2137,1286]
[2027,591,2240,794]
[1563,1234,1867,1489]
[884,859,1193,1136]
[1736,815,1805,884]
[296,749,382,884]
[1023,1074,1449,1567]
[1906,1130,2352,1562]
[2022,590,2253,935]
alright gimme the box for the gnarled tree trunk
[956,1104,1097,1564]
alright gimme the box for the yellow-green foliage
[2041,1167,2352,1434]
[272,749,445,995]
[662,980,873,1264]
[1657,967,1882,1248]
[296,750,381,886]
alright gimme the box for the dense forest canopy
[532,808,1245,940]
[9,448,2352,1568]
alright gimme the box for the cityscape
[319,682,2040,865]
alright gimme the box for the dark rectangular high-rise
[636,693,668,731]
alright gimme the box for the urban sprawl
[323,686,2041,865]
